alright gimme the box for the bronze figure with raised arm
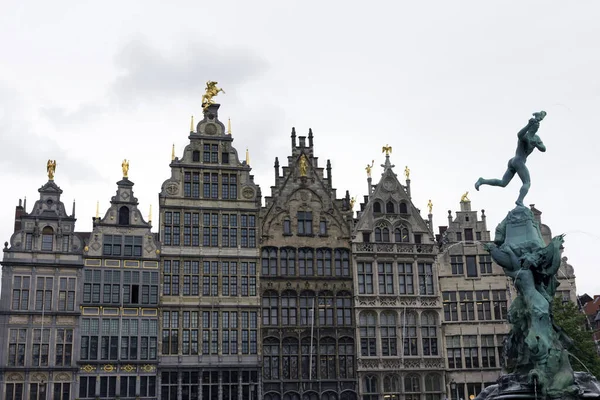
[475,111,547,206]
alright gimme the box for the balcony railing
[354,242,435,254]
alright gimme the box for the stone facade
[352,154,444,400]
[259,129,357,400]
[437,201,579,400]
[77,175,161,398]
[0,178,84,400]
[157,104,262,400]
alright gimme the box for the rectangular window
[8,328,27,366]
[481,335,496,368]
[476,231,482,241]
[460,291,476,321]
[466,255,478,277]
[446,335,462,369]
[476,290,492,320]
[184,172,192,197]
[357,262,374,294]
[31,328,50,367]
[443,292,459,321]
[30,382,48,400]
[377,262,394,294]
[6,383,24,400]
[25,233,33,250]
[55,328,73,366]
[99,377,116,399]
[58,277,76,311]
[53,383,71,400]
[493,290,508,320]
[418,263,434,295]
[397,263,414,294]
[35,277,53,311]
[464,228,474,241]
[163,260,180,296]
[297,211,313,235]
[451,255,464,275]
[11,275,30,311]
[479,254,493,274]
[464,335,479,368]
[102,235,123,256]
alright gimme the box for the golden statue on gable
[299,154,308,177]
[405,166,410,180]
[202,81,225,111]
[382,144,392,156]
[461,191,470,202]
[122,159,129,178]
[365,160,374,178]
[427,199,433,214]
[47,160,56,180]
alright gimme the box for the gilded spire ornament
[227,118,232,135]
[405,166,410,180]
[350,196,356,209]
[46,160,56,180]
[149,204,152,223]
[95,201,100,219]
[246,148,250,166]
[427,199,433,214]
[382,144,392,156]
[122,159,129,178]
[201,81,225,111]
[299,154,308,177]
[190,115,194,132]
[171,144,175,161]
[365,160,374,178]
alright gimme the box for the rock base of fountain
[475,372,600,400]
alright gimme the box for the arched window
[383,375,401,400]
[386,201,395,213]
[373,202,382,213]
[380,312,397,356]
[399,202,408,214]
[338,337,355,379]
[321,392,337,400]
[299,248,314,276]
[359,312,377,356]
[281,291,297,325]
[302,393,319,400]
[335,291,352,326]
[374,228,382,242]
[318,291,334,326]
[284,393,301,400]
[425,374,443,400]
[382,227,390,242]
[401,311,418,356]
[422,312,438,356]
[316,248,332,276]
[404,374,421,400]
[319,337,336,379]
[282,337,299,379]
[262,291,278,326]
[335,249,350,277]
[340,392,357,400]
[266,394,282,400]
[300,291,316,325]
[301,337,317,380]
[118,206,130,225]
[263,338,280,380]
[395,226,410,242]
[363,376,378,400]
[261,247,278,276]
[280,247,295,275]
[41,226,54,251]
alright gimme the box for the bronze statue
[427,199,433,214]
[475,111,547,206]
[299,154,308,177]
[404,165,410,180]
[46,160,56,180]
[365,160,374,178]
[122,159,129,178]
[382,144,392,156]
[201,81,225,111]
[461,191,470,202]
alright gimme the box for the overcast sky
[1,1,598,295]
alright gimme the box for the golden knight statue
[461,191,470,202]
[202,81,225,111]
[47,160,56,180]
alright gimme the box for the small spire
[246,148,250,166]
[95,201,99,219]
[227,118,232,135]
[308,128,314,147]
[190,115,194,132]
[171,144,175,161]
[149,204,152,223]
[72,199,76,217]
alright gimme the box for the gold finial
[171,144,175,161]
[405,166,410,180]
[427,199,433,214]
[350,196,356,209]
[365,160,374,178]
[190,115,194,132]
[149,204,152,223]
[299,154,308,177]
[201,81,225,111]
[95,201,99,219]
[46,160,56,181]
[246,148,250,166]
[382,144,392,156]
[122,159,129,178]
[227,118,232,135]
[461,191,470,202]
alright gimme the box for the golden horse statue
[202,81,225,111]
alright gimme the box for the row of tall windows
[5,383,71,400]
[163,211,256,247]
[83,269,159,305]
[357,262,435,295]
[161,310,258,356]
[23,228,71,252]
[181,170,238,200]
[163,260,257,297]
[362,374,443,400]
[79,318,158,361]
[358,311,438,357]
[261,290,352,327]
[442,290,508,322]
[449,254,493,276]
[261,247,350,277]
[102,235,143,256]
[446,334,506,369]
[7,328,73,367]
[160,370,258,400]
[11,276,75,311]
[79,376,156,399]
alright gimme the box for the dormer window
[373,202,382,214]
[399,202,408,214]
[119,206,130,225]
[297,211,313,236]
[192,150,200,162]
[386,201,395,214]
[41,227,54,251]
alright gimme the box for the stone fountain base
[475,372,600,400]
